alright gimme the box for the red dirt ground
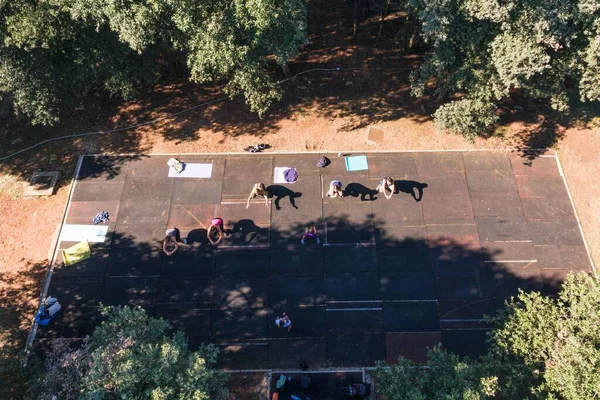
[0,3,598,397]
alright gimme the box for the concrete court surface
[38,150,594,371]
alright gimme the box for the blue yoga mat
[345,155,369,171]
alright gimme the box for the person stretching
[275,313,292,332]
[375,176,395,200]
[246,183,269,209]
[301,226,321,244]
[207,217,224,246]
[327,179,345,198]
[163,228,185,256]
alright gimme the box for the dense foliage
[409,0,600,138]
[374,273,600,400]
[38,306,228,400]
[374,348,498,400]
[0,0,307,125]
[489,273,600,400]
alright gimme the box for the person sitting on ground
[275,312,292,332]
[375,176,395,200]
[163,228,185,256]
[246,183,269,209]
[207,217,225,246]
[301,226,321,245]
[327,179,345,198]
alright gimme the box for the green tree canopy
[489,273,600,400]
[409,0,600,138]
[374,273,600,400]
[39,306,228,400]
[0,0,307,125]
[374,347,498,400]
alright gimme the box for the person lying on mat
[246,183,269,209]
[327,179,345,198]
[163,228,185,256]
[375,176,395,200]
[207,217,225,246]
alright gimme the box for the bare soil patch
[0,1,598,390]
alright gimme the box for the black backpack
[316,156,330,168]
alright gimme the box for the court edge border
[26,150,596,357]
[25,155,85,350]
[555,152,597,278]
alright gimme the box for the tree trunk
[376,0,392,40]
[352,0,359,39]
[281,63,292,79]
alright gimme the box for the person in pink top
[301,226,321,244]
[207,217,224,246]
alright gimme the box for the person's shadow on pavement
[394,181,428,202]
[185,228,210,247]
[267,185,302,210]
[345,182,378,201]
[226,219,266,244]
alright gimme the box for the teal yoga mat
[345,155,369,171]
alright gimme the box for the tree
[0,0,307,125]
[408,0,600,138]
[488,273,600,400]
[373,346,498,400]
[38,306,228,400]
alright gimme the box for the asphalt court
[42,151,595,369]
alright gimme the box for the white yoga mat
[168,163,213,178]
[60,224,109,243]
[274,167,292,184]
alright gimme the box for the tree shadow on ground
[0,260,47,400]
[22,211,590,380]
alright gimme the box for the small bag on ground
[316,156,330,168]
[167,158,184,173]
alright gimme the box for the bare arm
[213,228,224,245]
[384,185,393,199]
[163,239,170,256]
[263,193,269,207]
[246,190,256,209]
[207,226,216,245]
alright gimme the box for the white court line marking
[326,300,381,304]
[440,319,486,322]
[443,328,491,331]
[321,174,324,199]
[220,201,249,204]
[483,260,537,263]
[218,245,270,249]
[323,242,375,247]
[219,342,268,346]
[98,149,554,157]
[556,152,597,277]
[27,156,85,350]
[326,308,382,311]
[485,240,533,243]
[326,299,437,304]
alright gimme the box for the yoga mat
[60,224,109,243]
[61,240,91,266]
[168,163,213,178]
[274,167,292,184]
[345,155,369,171]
